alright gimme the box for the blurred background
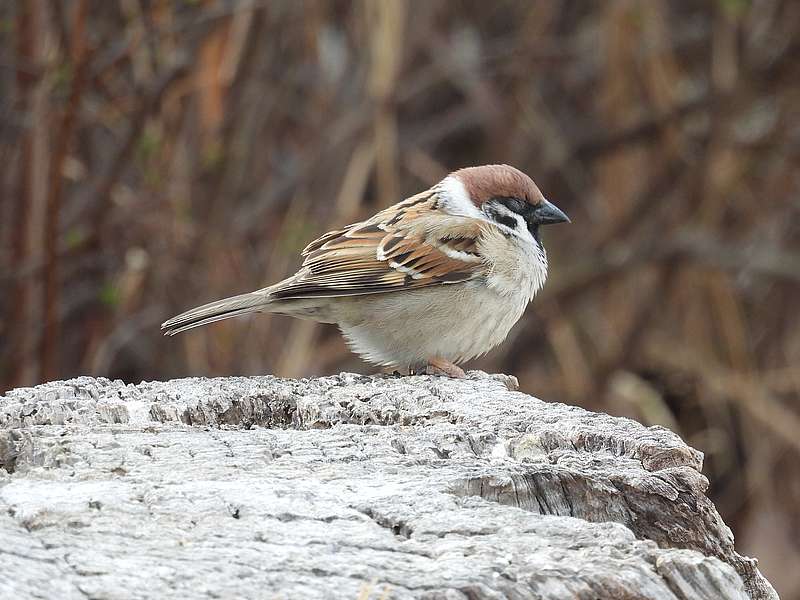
[1,0,799,595]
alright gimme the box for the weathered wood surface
[0,372,777,600]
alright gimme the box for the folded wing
[270,189,487,299]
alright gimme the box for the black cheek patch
[495,214,518,230]
[484,203,518,231]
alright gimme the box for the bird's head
[441,164,570,246]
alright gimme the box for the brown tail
[161,291,270,336]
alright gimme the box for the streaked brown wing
[271,189,486,300]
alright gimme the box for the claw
[410,357,466,379]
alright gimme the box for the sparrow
[161,164,569,378]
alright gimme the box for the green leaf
[99,283,120,308]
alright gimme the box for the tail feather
[161,291,269,336]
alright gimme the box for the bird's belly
[333,281,529,367]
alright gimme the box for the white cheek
[512,214,531,241]
[439,176,482,218]
[505,211,542,253]
[483,205,532,243]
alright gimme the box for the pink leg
[411,357,466,379]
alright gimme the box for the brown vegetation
[1,1,798,596]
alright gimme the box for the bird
[161,164,569,378]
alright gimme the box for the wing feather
[271,188,487,300]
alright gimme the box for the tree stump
[0,372,777,599]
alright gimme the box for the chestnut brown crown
[452,164,570,232]
[452,164,546,208]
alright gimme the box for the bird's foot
[410,358,466,379]
[492,373,520,391]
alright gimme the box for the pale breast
[333,278,535,368]
[479,226,548,302]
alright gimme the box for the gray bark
[0,372,777,600]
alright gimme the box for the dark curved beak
[532,199,570,225]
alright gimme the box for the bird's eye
[505,198,529,214]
